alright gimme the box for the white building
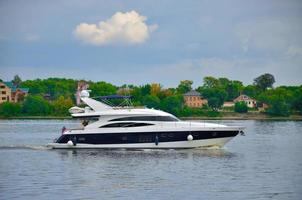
[233,94,257,108]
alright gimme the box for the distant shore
[1,113,302,120]
[181,112,302,120]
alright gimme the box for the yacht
[47,90,244,149]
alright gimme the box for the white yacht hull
[47,136,234,149]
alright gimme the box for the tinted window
[100,122,154,128]
[109,116,179,122]
[125,123,154,127]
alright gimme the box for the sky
[1,0,302,88]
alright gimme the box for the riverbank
[1,112,302,120]
[181,112,302,120]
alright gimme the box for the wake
[0,144,51,150]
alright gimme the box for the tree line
[0,74,301,117]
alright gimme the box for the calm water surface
[0,120,301,200]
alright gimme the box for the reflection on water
[54,148,237,160]
[0,119,302,200]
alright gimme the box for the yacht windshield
[109,116,179,122]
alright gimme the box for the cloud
[24,34,40,42]
[235,18,302,53]
[285,45,302,58]
[74,11,157,46]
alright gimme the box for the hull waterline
[47,136,236,149]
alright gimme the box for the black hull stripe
[56,131,239,145]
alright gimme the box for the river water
[0,120,301,200]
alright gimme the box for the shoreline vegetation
[1,113,302,121]
[0,74,301,120]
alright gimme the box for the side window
[100,122,154,128]
[100,122,133,128]
[124,123,154,127]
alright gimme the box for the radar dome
[80,90,90,98]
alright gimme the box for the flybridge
[80,90,134,110]
[96,94,133,108]
[69,90,113,115]
[69,90,175,119]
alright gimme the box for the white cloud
[74,11,157,46]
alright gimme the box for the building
[11,88,29,102]
[258,103,269,111]
[223,101,235,107]
[0,82,29,104]
[4,82,29,103]
[183,90,207,108]
[233,94,257,108]
[0,82,12,104]
[43,93,51,101]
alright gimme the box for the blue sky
[1,0,302,87]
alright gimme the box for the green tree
[140,84,151,96]
[142,95,160,109]
[160,95,183,115]
[203,76,219,88]
[12,75,22,87]
[90,81,117,97]
[293,87,302,114]
[225,81,243,101]
[218,77,230,87]
[21,78,77,100]
[158,88,174,100]
[242,85,261,98]
[177,80,193,94]
[258,88,291,116]
[179,106,205,117]
[22,95,52,115]
[267,98,291,116]
[234,102,248,113]
[20,79,47,95]
[150,83,162,97]
[207,97,221,111]
[254,73,275,91]
[52,96,74,116]
[0,102,21,117]
[200,88,227,111]
[129,86,143,105]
